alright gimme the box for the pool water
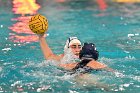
[0,0,140,93]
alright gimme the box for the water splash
[61,48,80,64]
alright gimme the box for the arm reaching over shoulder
[87,60,115,72]
[87,60,107,69]
[38,34,63,61]
[78,43,116,73]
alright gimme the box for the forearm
[38,35,62,61]
[39,36,53,60]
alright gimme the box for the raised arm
[38,34,63,61]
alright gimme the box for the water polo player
[59,43,114,73]
[38,35,82,61]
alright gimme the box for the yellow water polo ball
[29,14,48,34]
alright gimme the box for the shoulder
[59,63,78,70]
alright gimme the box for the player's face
[70,43,82,57]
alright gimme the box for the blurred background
[0,0,140,93]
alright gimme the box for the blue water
[0,0,140,93]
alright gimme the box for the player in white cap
[38,34,82,62]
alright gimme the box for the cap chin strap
[81,57,93,60]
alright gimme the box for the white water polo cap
[64,37,81,49]
[64,37,81,53]
[62,37,81,63]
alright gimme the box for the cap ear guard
[93,50,99,60]
[79,50,99,60]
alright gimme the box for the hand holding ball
[29,14,48,34]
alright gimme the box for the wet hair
[79,43,99,60]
